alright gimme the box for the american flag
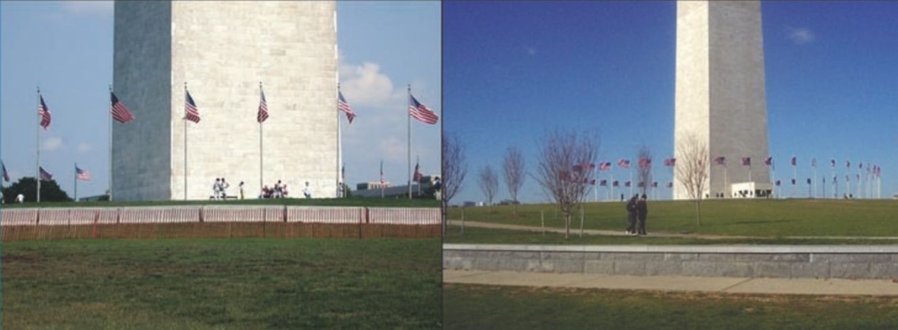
[1,161,9,182]
[184,89,200,123]
[714,156,726,165]
[413,161,423,182]
[664,158,676,167]
[846,160,851,168]
[257,87,269,123]
[110,92,135,123]
[830,159,836,168]
[742,157,751,166]
[380,160,384,184]
[617,159,630,169]
[790,156,797,166]
[764,156,773,166]
[598,162,612,171]
[599,179,607,187]
[612,180,619,187]
[667,182,673,188]
[776,180,781,186]
[811,158,817,168]
[638,158,651,169]
[39,166,53,182]
[408,94,438,125]
[38,95,52,129]
[338,91,356,124]
[652,181,658,188]
[76,165,91,181]
[625,181,631,187]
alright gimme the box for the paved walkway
[448,220,898,241]
[445,270,898,296]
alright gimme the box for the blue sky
[444,1,898,204]
[1,1,440,199]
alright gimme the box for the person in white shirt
[303,181,311,199]
[16,193,25,203]
[220,178,230,199]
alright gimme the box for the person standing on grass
[636,194,648,236]
[239,181,245,200]
[303,181,311,199]
[625,194,638,235]
[213,178,221,200]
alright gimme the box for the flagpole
[337,83,343,198]
[812,164,817,198]
[36,87,41,203]
[184,82,188,200]
[108,85,114,201]
[407,84,412,200]
[259,82,264,199]
[74,163,78,202]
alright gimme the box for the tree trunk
[694,201,702,226]
[564,213,571,239]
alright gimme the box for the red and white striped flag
[338,91,356,124]
[38,95,52,129]
[76,165,91,181]
[257,87,269,123]
[39,166,53,182]
[184,89,200,123]
[408,94,438,125]
[110,92,134,123]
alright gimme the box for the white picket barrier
[68,209,100,225]
[96,208,120,224]
[118,206,200,224]
[36,209,74,226]
[286,206,362,224]
[367,207,441,225]
[203,205,282,223]
[1,209,38,226]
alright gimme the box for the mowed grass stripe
[3,238,441,329]
[2,197,439,209]
[444,284,898,330]
[448,199,898,237]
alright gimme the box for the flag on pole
[846,160,851,168]
[39,167,53,181]
[638,158,651,169]
[625,181,631,187]
[812,158,817,167]
[714,156,726,165]
[185,90,200,123]
[599,179,607,187]
[791,156,797,166]
[341,164,345,182]
[599,162,612,171]
[338,91,356,124]
[652,181,658,188]
[664,158,676,167]
[830,159,836,168]
[413,161,423,182]
[1,161,9,182]
[617,159,630,169]
[380,161,384,184]
[408,94,438,124]
[764,156,773,166]
[110,92,135,123]
[38,95,52,129]
[612,180,619,187]
[667,181,673,188]
[76,165,91,181]
[741,157,751,166]
[776,180,781,186]
[257,87,269,123]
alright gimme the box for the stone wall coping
[443,244,898,254]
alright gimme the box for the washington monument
[112,2,338,201]
[674,1,770,199]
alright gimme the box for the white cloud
[787,27,815,45]
[42,137,63,151]
[61,1,113,16]
[339,62,397,107]
[77,143,92,153]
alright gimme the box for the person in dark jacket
[636,194,648,235]
[625,194,638,235]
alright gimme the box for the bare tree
[675,133,709,226]
[442,134,467,204]
[637,145,652,195]
[478,165,499,205]
[502,146,526,216]
[533,129,598,239]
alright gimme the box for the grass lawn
[444,226,898,245]
[2,238,441,329]
[447,199,898,237]
[444,284,898,329]
[3,196,439,209]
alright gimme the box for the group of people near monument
[261,180,289,199]
[625,194,649,236]
[211,178,231,199]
